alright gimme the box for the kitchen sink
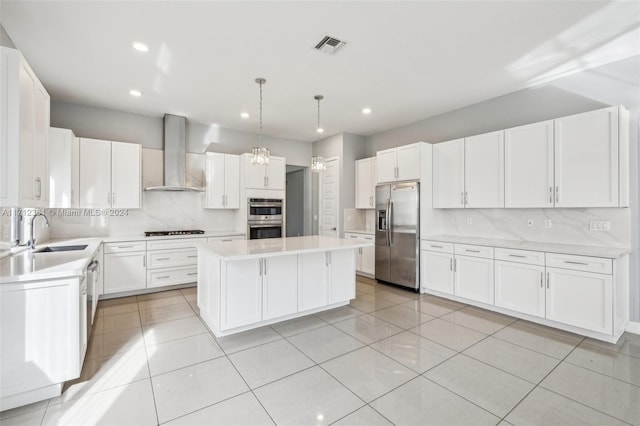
[34,244,88,253]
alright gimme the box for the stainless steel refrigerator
[375,181,420,290]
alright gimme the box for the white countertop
[101,230,245,243]
[0,238,103,284]
[422,235,629,258]
[344,229,375,235]
[198,236,372,260]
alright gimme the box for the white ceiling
[2,1,639,142]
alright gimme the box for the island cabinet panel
[328,249,356,303]
[262,255,298,320]
[221,258,262,329]
[298,252,328,311]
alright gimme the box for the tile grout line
[135,301,161,426]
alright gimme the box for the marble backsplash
[440,207,631,248]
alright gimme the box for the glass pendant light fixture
[311,94,327,172]
[251,78,270,166]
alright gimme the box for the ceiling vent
[314,35,346,55]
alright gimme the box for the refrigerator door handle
[388,199,393,246]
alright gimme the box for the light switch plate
[589,220,610,231]
[466,217,472,225]
[544,219,552,228]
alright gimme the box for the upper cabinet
[1,47,50,208]
[377,143,421,183]
[433,106,629,209]
[204,152,240,209]
[48,128,79,208]
[242,154,285,190]
[79,138,141,209]
[355,157,376,209]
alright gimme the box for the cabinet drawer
[104,241,146,253]
[421,240,454,254]
[346,233,374,241]
[545,253,612,274]
[147,248,198,269]
[147,237,206,251]
[494,248,545,266]
[455,244,493,259]
[207,235,245,243]
[147,266,198,288]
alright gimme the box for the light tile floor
[2,277,640,425]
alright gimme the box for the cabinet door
[495,261,545,318]
[222,258,262,329]
[48,128,78,208]
[361,236,375,275]
[245,159,267,189]
[355,158,374,209]
[554,107,619,207]
[421,251,454,294]
[546,267,612,334]
[33,83,49,207]
[504,121,554,208]
[205,153,225,208]
[224,154,240,208]
[397,143,420,181]
[111,141,141,209]
[433,139,465,208]
[465,131,504,208]
[103,252,146,294]
[454,255,494,304]
[298,252,328,311]
[79,138,111,208]
[266,156,285,190]
[376,148,397,183]
[328,249,355,303]
[263,255,298,320]
[18,61,35,205]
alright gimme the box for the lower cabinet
[345,233,375,277]
[421,251,454,295]
[495,261,545,318]
[104,252,147,294]
[222,258,262,329]
[454,255,494,304]
[262,255,298,320]
[328,249,356,303]
[298,251,328,310]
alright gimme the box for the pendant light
[311,94,327,172]
[251,78,270,166]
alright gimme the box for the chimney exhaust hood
[145,114,204,192]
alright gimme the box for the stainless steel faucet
[28,212,49,250]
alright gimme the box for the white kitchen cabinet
[421,251,454,295]
[464,130,504,208]
[504,121,554,208]
[298,251,328,311]
[345,233,374,277]
[454,254,494,305]
[262,255,298,320]
[207,235,245,243]
[376,143,421,183]
[222,258,262,329]
[79,138,141,209]
[495,260,545,318]
[432,139,465,208]
[554,106,619,207]
[328,249,356,303]
[205,152,240,209]
[243,154,285,190]
[355,157,377,209]
[0,47,50,208]
[103,251,147,294]
[48,127,79,208]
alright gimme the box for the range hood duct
[145,114,204,192]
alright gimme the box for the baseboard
[626,321,640,335]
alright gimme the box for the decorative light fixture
[362,107,372,114]
[311,94,327,172]
[132,42,149,52]
[251,78,270,166]
[129,89,142,97]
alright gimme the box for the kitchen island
[197,236,371,337]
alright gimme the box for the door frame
[319,156,340,238]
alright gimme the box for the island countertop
[197,235,372,260]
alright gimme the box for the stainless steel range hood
[145,114,204,191]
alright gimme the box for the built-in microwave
[247,198,283,221]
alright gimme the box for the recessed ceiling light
[362,107,372,114]
[316,127,324,134]
[132,42,149,52]
[129,89,142,97]
[240,112,250,119]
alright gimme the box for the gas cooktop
[144,230,205,237]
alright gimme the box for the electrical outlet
[589,220,611,231]
[544,219,552,228]
[466,217,472,225]
[527,219,534,227]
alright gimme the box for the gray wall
[0,23,15,48]
[286,169,305,237]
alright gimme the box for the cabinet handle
[34,178,42,199]
[143,256,146,267]
[263,258,267,275]
[187,255,198,258]
[431,244,443,248]
[453,258,457,272]
[221,239,232,242]
[555,186,559,203]
[461,192,464,206]
[267,176,269,187]
[156,257,170,260]
[465,249,480,253]
[112,192,116,206]
[464,191,468,205]
[549,187,553,203]
[222,195,225,206]
[508,254,526,258]
[540,272,543,288]
[564,260,589,266]
[108,192,111,205]
[546,272,550,289]
[187,272,197,276]
[117,245,134,248]
[71,189,74,204]
[259,258,262,276]
[450,258,453,271]
[157,275,170,279]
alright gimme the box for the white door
[546,267,612,334]
[376,148,397,183]
[205,153,225,209]
[298,252,328,311]
[266,156,286,190]
[433,139,465,208]
[103,252,147,294]
[421,251,454,294]
[222,258,262,329]
[111,141,141,209]
[328,249,356,303]
[397,143,420,181]
[454,255,494,304]
[355,158,374,209]
[79,138,111,208]
[504,121,554,208]
[320,157,339,237]
[262,255,298,320]
[33,83,49,207]
[554,106,619,207]
[494,261,545,318]
[224,154,240,208]
[464,130,504,208]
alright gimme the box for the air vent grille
[314,35,346,55]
